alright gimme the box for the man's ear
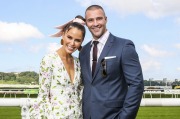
[85,19,87,26]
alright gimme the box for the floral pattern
[29,52,83,119]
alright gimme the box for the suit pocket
[104,100,124,108]
[106,58,118,66]
[105,59,119,75]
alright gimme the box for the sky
[0,0,180,80]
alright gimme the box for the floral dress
[29,52,83,119]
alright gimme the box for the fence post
[21,105,29,119]
[20,98,30,119]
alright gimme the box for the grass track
[137,106,180,119]
[0,106,21,119]
[0,106,180,119]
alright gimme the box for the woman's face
[62,27,83,54]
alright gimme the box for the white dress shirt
[90,30,110,71]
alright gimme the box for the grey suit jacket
[79,33,144,119]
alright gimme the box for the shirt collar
[90,30,110,46]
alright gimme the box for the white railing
[0,85,179,118]
[0,88,180,118]
[143,89,180,98]
[0,98,180,118]
[0,98,35,119]
[141,98,180,106]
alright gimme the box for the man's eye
[88,19,93,22]
[97,17,103,21]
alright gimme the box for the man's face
[85,9,107,40]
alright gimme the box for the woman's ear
[60,39,63,45]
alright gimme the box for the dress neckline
[55,51,76,85]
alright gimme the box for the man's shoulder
[109,33,133,44]
[83,41,91,47]
[80,41,91,53]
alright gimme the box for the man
[79,5,144,119]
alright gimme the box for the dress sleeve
[29,55,53,119]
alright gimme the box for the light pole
[0,74,3,84]
[149,78,153,86]
[2,74,4,84]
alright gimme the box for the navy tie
[92,41,99,76]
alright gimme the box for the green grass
[0,106,21,119]
[136,107,180,119]
[23,89,39,95]
[0,81,20,84]
[0,106,180,119]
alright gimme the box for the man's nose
[93,20,98,26]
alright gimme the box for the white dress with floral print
[29,52,83,119]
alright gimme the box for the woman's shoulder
[42,51,59,61]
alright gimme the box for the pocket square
[104,56,116,60]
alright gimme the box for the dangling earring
[61,39,63,45]
[78,46,82,51]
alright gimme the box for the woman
[29,15,85,119]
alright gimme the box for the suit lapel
[92,34,114,81]
[82,42,93,81]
